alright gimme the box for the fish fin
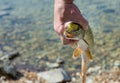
[85,49,93,61]
[72,47,82,59]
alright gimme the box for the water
[0,0,120,71]
[0,0,120,31]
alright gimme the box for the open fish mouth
[64,22,85,40]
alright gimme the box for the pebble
[3,45,12,51]
[0,51,3,56]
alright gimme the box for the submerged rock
[0,11,10,17]
[0,52,22,79]
[113,61,120,68]
[47,58,65,69]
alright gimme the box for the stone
[87,66,101,74]
[0,11,10,17]
[113,61,120,68]
[47,63,60,69]
[3,46,12,52]
[0,52,22,79]
[0,51,3,56]
[56,58,64,64]
[37,68,71,83]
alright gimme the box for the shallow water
[0,0,120,71]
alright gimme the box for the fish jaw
[64,31,74,38]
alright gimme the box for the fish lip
[63,31,84,40]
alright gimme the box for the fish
[64,22,94,83]
[64,22,94,60]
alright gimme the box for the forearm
[54,0,74,4]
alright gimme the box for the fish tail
[80,53,88,83]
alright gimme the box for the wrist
[55,0,74,4]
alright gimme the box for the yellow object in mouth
[64,31,74,38]
[66,22,79,33]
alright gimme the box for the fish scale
[78,39,88,50]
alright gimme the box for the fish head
[64,22,85,40]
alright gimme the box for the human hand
[54,0,88,45]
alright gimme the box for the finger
[60,35,71,45]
